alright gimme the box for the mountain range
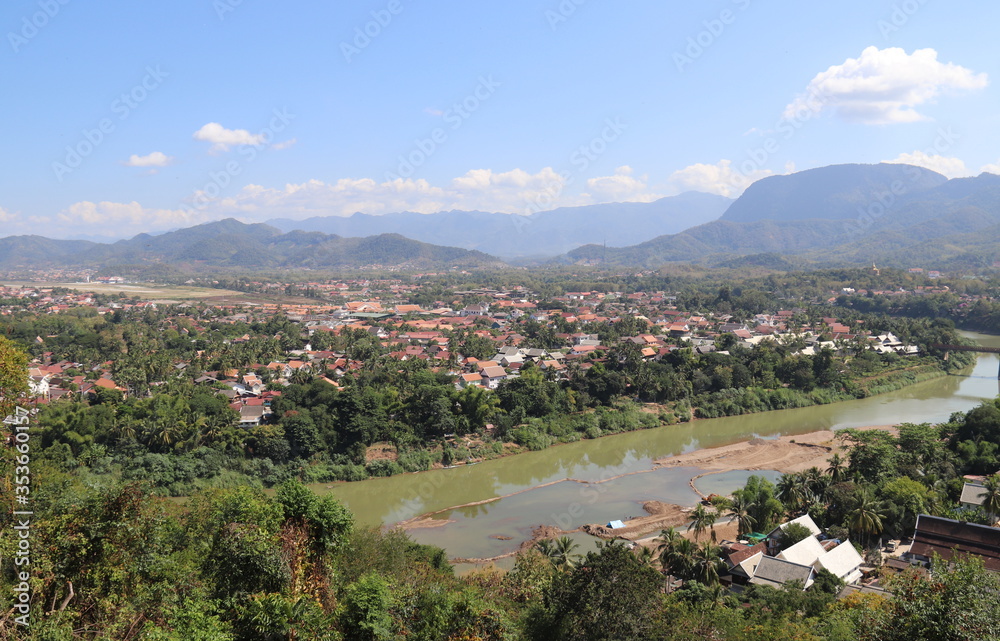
[266,191,732,258]
[563,164,1000,270]
[3,163,1000,273]
[0,220,501,271]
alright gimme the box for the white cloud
[979,160,1000,175]
[193,122,266,152]
[784,47,988,125]
[54,201,209,237]
[187,168,578,219]
[125,151,173,168]
[37,165,697,239]
[271,138,297,150]
[883,151,970,179]
[0,206,16,223]
[584,166,662,202]
[667,159,774,198]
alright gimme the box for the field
[2,281,319,306]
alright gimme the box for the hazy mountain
[267,191,733,258]
[0,236,96,269]
[562,165,1000,269]
[0,219,502,271]
[721,163,948,223]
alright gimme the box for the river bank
[321,332,999,567]
[576,425,893,542]
[351,361,952,486]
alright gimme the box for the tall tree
[848,488,886,546]
[0,335,29,418]
[726,494,756,537]
[981,475,1000,524]
[687,504,718,542]
[529,542,663,641]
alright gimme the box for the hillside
[721,163,947,222]
[563,165,1000,269]
[0,219,503,271]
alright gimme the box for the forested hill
[562,165,1000,269]
[0,219,504,270]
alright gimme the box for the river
[315,331,1000,569]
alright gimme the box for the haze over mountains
[267,191,732,258]
[3,163,1000,272]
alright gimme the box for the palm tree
[660,536,696,580]
[776,472,811,513]
[691,541,725,586]
[849,488,887,546]
[827,453,847,483]
[634,545,657,568]
[688,504,717,542]
[982,475,1000,524]
[803,466,829,499]
[654,526,680,569]
[535,536,580,570]
[726,494,756,537]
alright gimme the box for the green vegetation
[3,291,1000,639]
[0,265,981,495]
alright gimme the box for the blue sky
[2,0,998,239]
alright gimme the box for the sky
[2,0,999,240]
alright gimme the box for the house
[28,375,50,399]
[668,323,691,337]
[767,514,822,554]
[460,303,490,317]
[909,514,1000,571]
[723,542,766,585]
[777,535,827,567]
[497,354,524,367]
[959,482,988,510]
[815,541,865,584]
[479,366,508,389]
[457,372,483,389]
[749,556,815,590]
[238,405,268,426]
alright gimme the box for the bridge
[931,344,1000,379]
